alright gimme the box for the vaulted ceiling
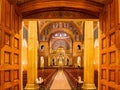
[13,0,108,19]
[37,21,83,42]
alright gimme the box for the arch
[51,56,58,65]
[40,21,81,34]
[20,0,103,14]
[67,58,69,65]
[77,45,81,50]
[51,37,72,50]
[48,30,73,40]
[39,21,82,41]
[47,28,75,41]
[52,58,55,65]
[65,55,71,65]
[40,45,44,51]
[52,39,70,50]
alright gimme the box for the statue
[77,56,81,67]
[40,56,44,67]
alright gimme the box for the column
[25,21,39,90]
[82,21,96,90]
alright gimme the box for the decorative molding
[20,0,103,14]
[23,10,99,19]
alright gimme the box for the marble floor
[50,70,71,90]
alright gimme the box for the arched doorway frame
[20,0,115,89]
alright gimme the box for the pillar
[82,21,96,90]
[25,21,39,90]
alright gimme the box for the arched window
[41,45,44,51]
[52,59,55,65]
[67,59,69,65]
[78,45,81,50]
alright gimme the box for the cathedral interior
[23,20,98,69]
[0,0,120,90]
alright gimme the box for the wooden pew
[64,68,98,89]
[22,68,57,89]
[37,68,57,89]
[23,71,27,88]
[64,68,84,89]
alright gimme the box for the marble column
[25,21,39,90]
[82,21,96,90]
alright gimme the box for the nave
[50,70,71,90]
[23,68,85,90]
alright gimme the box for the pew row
[64,68,84,89]
[23,68,57,89]
[37,68,57,89]
[64,68,98,89]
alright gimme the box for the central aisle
[50,70,71,90]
